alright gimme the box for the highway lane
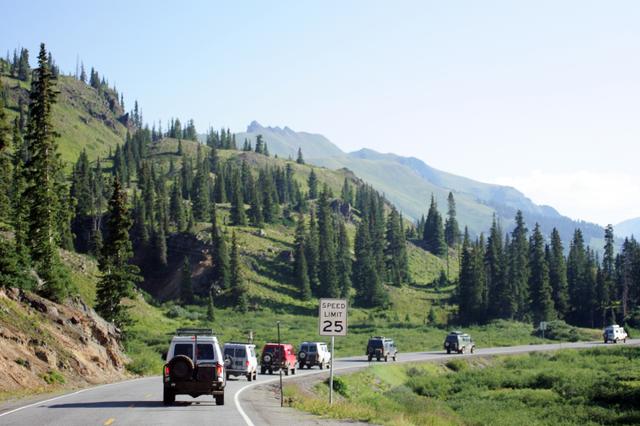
[1,339,638,426]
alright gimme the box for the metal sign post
[540,321,547,339]
[319,298,348,405]
[277,321,283,407]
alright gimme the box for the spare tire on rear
[168,355,194,381]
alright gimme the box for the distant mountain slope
[615,217,640,239]
[236,121,343,160]
[240,122,606,247]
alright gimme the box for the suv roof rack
[175,328,214,336]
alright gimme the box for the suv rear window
[369,339,383,348]
[174,343,193,359]
[446,335,459,343]
[197,344,214,360]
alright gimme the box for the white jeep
[163,328,225,405]
[297,342,331,369]
[603,325,628,343]
[223,342,258,381]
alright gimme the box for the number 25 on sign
[319,298,348,336]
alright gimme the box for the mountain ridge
[240,122,606,247]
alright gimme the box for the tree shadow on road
[47,401,215,408]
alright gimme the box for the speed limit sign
[319,298,348,336]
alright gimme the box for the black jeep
[366,336,397,362]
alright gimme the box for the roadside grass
[287,347,640,426]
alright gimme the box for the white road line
[0,376,157,418]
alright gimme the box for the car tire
[269,369,273,375]
[470,347,475,354]
[163,387,175,406]
[285,367,289,376]
[260,367,266,374]
[247,372,252,381]
[393,355,397,361]
[368,355,372,362]
[299,362,305,370]
[319,362,323,370]
[292,367,296,375]
[254,371,258,380]
[377,356,381,362]
[447,349,451,354]
[385,355,388,362]
[215,394,224,405]
[226,372,230,381]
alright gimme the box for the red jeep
[259,343,296,375]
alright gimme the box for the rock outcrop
[0,288,129,395]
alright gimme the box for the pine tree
[340,178,353,205]
[423,195,446,256]
[485,216,506,319]
[17,48,30,81]
[169,177,185,231]
[337,220,352,299]
[180,256,194,304]
[211,203,230,289]
[508,211,530,320]
[353,217,388,308]
[444,192,460,247]
[230,168,246,225]
[230,231,248,312]
[296,147,305,164]
[599,224,615,325]
[0,79,11,222]
[307,169,318,199]
[317,188,339,297]
[23,44,68,301]
[547,228,569,318]
[385,207,409,286]
[293,213,312,300]
[11,120,29,268]
[95,177,141,329]
[305,209,321,295]
[567,228,588,325]
[247,175,264,227]
[458,229,486,324]
[529,224,555,324]
[191,146,210,221]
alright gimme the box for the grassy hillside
[1,72,128,167]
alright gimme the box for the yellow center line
[104,418,115,426]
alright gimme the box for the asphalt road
[1,339,638,426]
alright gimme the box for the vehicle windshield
[368,339,383,348]
[308,345,317,352]
[446,335,460,343]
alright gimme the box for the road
[1,339,638,426]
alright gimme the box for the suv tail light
[216,363,223,377]
[246,360,250,367]
[164,366,170,376]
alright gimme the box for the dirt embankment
[0,287,129,398]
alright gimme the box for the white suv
[223,343,258,381]
[603,324,628,343]
[163,328,225,405]
[297,342,331,369]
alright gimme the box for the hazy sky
[3,1,639,226]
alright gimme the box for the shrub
[40,370,65,385]
[324,376,348,396]
[532,320,583,341]
[445,359,467,372]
